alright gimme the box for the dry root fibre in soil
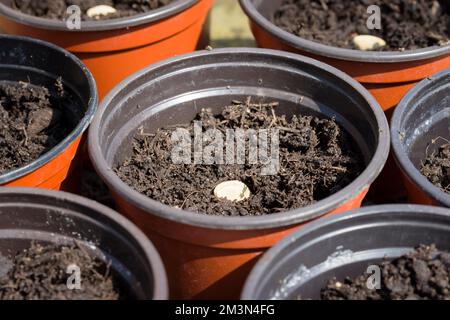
[0,80,82,175]
[12,0,174,20]
[322,245,450,300]
[272,0,450,51]
[0,242,119,300]
[421,138,450,195]
[116,99,364,217]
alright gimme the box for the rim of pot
[241,204,450,299]
[0,187,169,300]
[0,0,198,32]
[391,68,450,208]
[89,48,390,231]
[239,0,450,63]
[0,35,98,185]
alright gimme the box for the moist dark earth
[322,245,450,300]
[0,242,119,300]
[116,100,364,216]
[0,80,80,176]
[273,0,450,51]
[421,140,450,195]
[12,0,173,21]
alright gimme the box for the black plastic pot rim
[89,47,390,231]
[239,0,450,64]
[241,204,450,300]
[0,34,98,185]
[0,186,169,300]
[0,0,198,32]
[391,68,450,208]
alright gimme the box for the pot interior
[397,75,450,169]
[99,51,380,171]
[0,66,84,131]
[0,36,91,112]
[0,192,157,299]
[247,209,450,300]
[0,36,95,183]
[246,0,283,19]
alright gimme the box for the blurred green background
[208,0,255,47]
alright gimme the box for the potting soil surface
[421,140,450,195]
[116,99,364,216]
[321,245,450,300]
[0,80,80,176]
[0,242,119,300]
[12,0,173,20]
[273,0,450,51]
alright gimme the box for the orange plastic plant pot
[0,0,213,99]
[248,22,450,113]
[89,49,390,300]
[391,69,450,208]
[113,189,368,300]
[0,187,169,300]
[365,152,406,203]
[238,0,450,204]
[402,175,434,206]
[242,205,450,300]
[0,35,97,190]
[240,0,450,114]
[5,138,81,190]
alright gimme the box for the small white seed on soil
[87,5,117,18]
[214,180,251,202]
[352,35,386,51]
[335,282,342,288]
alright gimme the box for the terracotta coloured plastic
[391,69,450,208]
[0,0,213,99]
[242,205,450,300]
[0,187,168,300]
[112,190,368,300]
[89,48,390,300]
[239,0,450,114]
[239,0,450,203]
[0,35,97,190]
